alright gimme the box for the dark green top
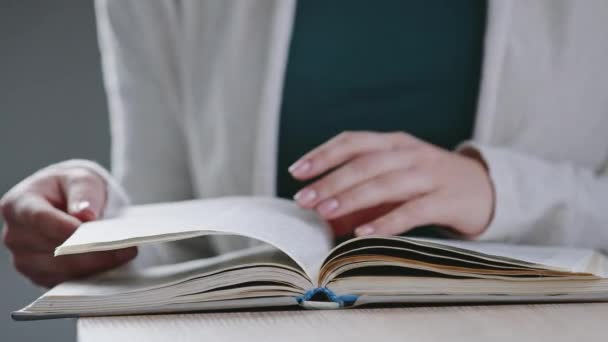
[277,0,486,202]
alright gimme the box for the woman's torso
[172,0,608,202]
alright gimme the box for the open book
[13,197,608,320]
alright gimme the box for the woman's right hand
[1,166,137,287]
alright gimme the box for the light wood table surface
[78,303,608,342]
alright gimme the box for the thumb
[61,169,107,222]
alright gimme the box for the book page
[320,236,607,287]
[414,238,606,276]
[47,244,309,298]
[56,197,333,280]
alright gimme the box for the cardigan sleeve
[94,0,194,206]
[460,142,608,252]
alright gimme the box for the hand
[1,166,137,287]
[289,131,494,238]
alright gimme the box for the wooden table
[78,303,608,341]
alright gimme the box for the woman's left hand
[289,131,495,238]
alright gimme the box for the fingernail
[69,201,97,221]
[293,188,317,205]
[288,159,311,176]
[317,198,339,217]
[355,225,376,236]
[70,201,90,214]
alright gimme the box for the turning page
[56,197,333,280]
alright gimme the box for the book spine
[296,287,358,309]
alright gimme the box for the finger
[2,223,57,253]
[56,247,138,279]
[328,203,399,237]
[315,169,434,220]
[354,196,437,236]
[60,169,106,222]
[9,253,64,287]
[289,131,417,180]
[16,248,138,283]
[8,194,81,244]
[294,149,417,208]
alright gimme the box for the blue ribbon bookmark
[296,287,358,309]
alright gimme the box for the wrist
[458,147,496,238]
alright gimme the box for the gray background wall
[1,1,110,340]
